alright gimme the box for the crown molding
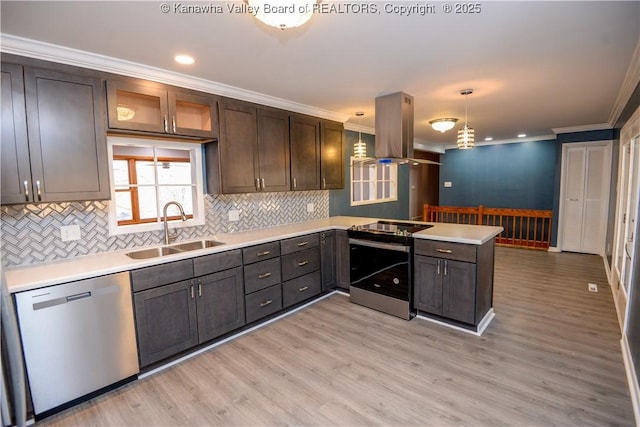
[552,123,612,134]
[343,123,374,134]
[609,38,640,127]
[0,33,350,123]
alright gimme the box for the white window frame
[107,135,206,236]
[350,157,398,206]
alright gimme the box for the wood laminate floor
[40,247,635,426]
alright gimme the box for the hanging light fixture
[353,112,367,159]
[247,0,317,30]
[457,89,475,149]
[429,118,458,133]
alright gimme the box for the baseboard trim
[602,254,613,284]
[621,335,640,426]
[548,246,561,253]
[416,308,495,336]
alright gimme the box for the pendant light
[429,118,458,133]
[248,0,317,30]
[457,89,475,149]
[353,112,367,159]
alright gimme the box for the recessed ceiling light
[484,137,493,141]
[174,54,195,65]
[517,133,527,138]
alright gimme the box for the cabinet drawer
[131,259,193,292]
[244,257,282,294]
[414,240,476,263]
[283,271,321,308]
[193,249,242,277]
[242,241,280,264]
[245,284,282,324]
[280,233,320,255]
[281,248,320,281]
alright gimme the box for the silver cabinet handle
[436,249,453,254]
[257,250,270,257]
[298,260,309,267]
[198,280,202,297]
[36,180,41,201]
[297,241,309,247]
[259,299,273,308]
[23,180,29,202]
[190,284,195,299]
[322,178,326,189]
[437,259,441,275]
[172,116,177,133]
[444,260,448,276]
[298,286,309,292]
[261,178,265,190]
[293,178,297,190]
[164,115,169,133]
[256,178,260,191]
[258,272,272,279]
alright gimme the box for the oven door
[349,238,411,301]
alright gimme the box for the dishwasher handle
[66,291,91,303]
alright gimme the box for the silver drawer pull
[257,250,271,256]
[373,284,381,288]
[258,272,272,279]
[260,299,273,307]
[297,260,309,267]
[436,249,453,254]
[297,241,309,247]
[298,286,309,292]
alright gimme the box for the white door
[622,137,640,293]
[560,141,612,254]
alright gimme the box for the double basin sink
[125,239,225,259]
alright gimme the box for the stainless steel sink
[125,240,225,259]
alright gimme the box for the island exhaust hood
[369,92,440,166]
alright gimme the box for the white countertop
[4,216,502,293]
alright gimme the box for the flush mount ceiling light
[429,118,458,133]
[174,54,195,65]
[116,105,135,121]
[457,89,475,149]
[353,112,367,159]
[247,0,317,30]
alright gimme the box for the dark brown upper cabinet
[106,80,218,139]
[320,120,345,190]
[290,114,321,191]
[1,64,110,204]
[208,99,290,194]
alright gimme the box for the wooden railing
[423,204,553,250]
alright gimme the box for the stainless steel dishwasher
[14,272,139,416]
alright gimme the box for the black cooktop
[348,220,433,244]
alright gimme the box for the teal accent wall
[440,139,557,209]
[329,130,410,219]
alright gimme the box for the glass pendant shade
[248,0,316,30]
[457,125,475,149]
[429,118,458,133]
[354,138,367,158]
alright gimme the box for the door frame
[557,140,612,255]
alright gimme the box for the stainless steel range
[347,221,433,320]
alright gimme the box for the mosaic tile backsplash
[1,191,329,267]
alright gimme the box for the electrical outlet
[588,283,598,292]
[307,203,315,213]
[444,181,452,188]
[228,210,241,222]
[60,224,81,242]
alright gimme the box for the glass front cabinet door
[107,81,217,138]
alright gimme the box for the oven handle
[349,238,410,253]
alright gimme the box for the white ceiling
[1,1,639,151]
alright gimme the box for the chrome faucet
[163,201,187,245]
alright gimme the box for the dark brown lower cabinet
[320,231,336,291]
[134,280,198,367]
[335,230,350,290]
[196,267,245,343]
[245,284,283,324]
[283,271,321,308]
[413,238,495,328]
[414,256,476,324]
[132,253,245,368]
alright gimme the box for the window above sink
[107,135,205,236]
